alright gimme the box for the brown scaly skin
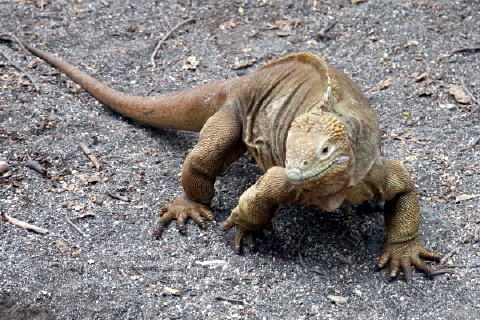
[18,37,440,283]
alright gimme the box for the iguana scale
[19,38,440,282]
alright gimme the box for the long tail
[20,39,233,132]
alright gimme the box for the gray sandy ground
[1,0,479,319]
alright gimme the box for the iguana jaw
[285,155,349,184]
[284,112,351,186]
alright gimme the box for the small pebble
[327,295,347,305]
[0,161,9,174]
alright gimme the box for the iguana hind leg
[154,107,246,237]
[376,160,440,283]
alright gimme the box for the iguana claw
[376,236,440,283]
[153,194,214,238]
[222,217,271,254]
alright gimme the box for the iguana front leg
[154,107,246,236]
[222,166,296,253]
[376,160,441,283]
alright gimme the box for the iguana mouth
[286,156,349,184]
[286,165,329,184]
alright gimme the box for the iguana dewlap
[20,38,440,283]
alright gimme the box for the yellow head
[285,112,351,187]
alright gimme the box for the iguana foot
[221,209,273,254]
[153,194,214,237]
[376,236,440,283]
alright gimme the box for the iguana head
[285,112,352,187]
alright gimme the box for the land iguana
[18,37,440,282]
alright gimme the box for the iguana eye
[316,145,332,158]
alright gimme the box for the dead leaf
[276,17,300,28]
[276,31,291,37]
[446,175,457,183]
[164,286,181,296]
[54,240,69,253]
[87,173,102,183]
[414,72,428,82]
[327,295,347,305]
[182,56,199,70]
[351,0,367,3]
[455,194,480,202]
[438,103,456,110]
[127,23,136,33]
[220,19,236,30]
[266,17,300,30]
[448,85,472,104]
[70,84,84,94]
[231,58,258,70]
[372,77,393,91]
[70,211,96,220]
[419,86,438,100]
[265,23,278,30]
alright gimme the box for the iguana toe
[221,219,248,254]
[233,228,262,255]
[221,218,235,232]
[418,247,441,262]
[233,227,246,254]
[153,194,213,237]
[175,212,189,234]
[222,219,264,255]
[400,258,413,283]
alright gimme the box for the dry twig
[440,249,457,265]
[79,143,101,170]
[460,78,480,115]
[469,134,480,148]
[26,159,47,174]
[214,296,245,305]
[0,46,40,91]
[413,269,456,278]
[451,46,480,54]
[64,213,88,237]
[414,263,480,278]
[105,190,130,202]
[158,7,172,30]
[318,19,337,40]
[294,231,324,275]
[443,264,480,268]
[474,225,480,243]
[298,252,324,275]
[461,78,479,104]
[1,212,49,234]
[115,266,129,277]
[291,231,307,256]
[150,18,196,69]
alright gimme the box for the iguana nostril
[302,160,308,166]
